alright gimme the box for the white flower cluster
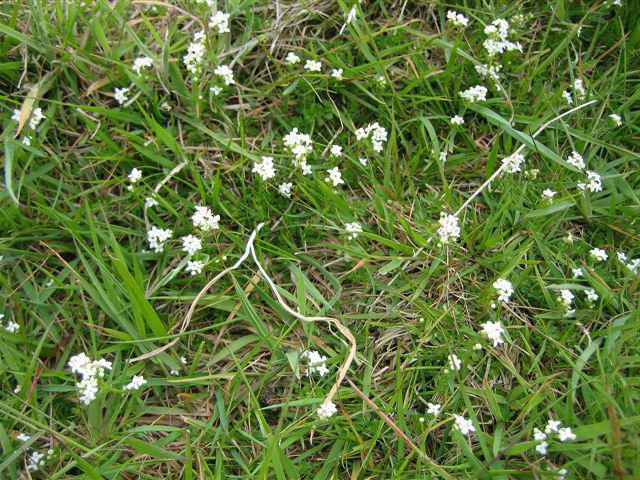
[123,374,147,391]
[128,167,142,189]
[483,19,522,57]
[447,353,462,371]
[27,449,54,472]
[191,205,220,232]
[609,113,622,126]
[1,313,19,333]
[558,289,574,316]
[460,85,488,102]
[566,151,585,170]
[181,234,202,256]
[183,30,207,77]
[304,60,322,72]
[147,226,173,252]
[437,212,461,245]
[114,87,129,105]
[278,182,292,198]
[617,251,640,274]
[453,414,475,435]
[447,10,469,28]
[68,352,112,405]
[533,418,576,455]
[285,52,300,65]
[132,56,153,75]
[451,115,464,126]
[355,122,388,152]
[12,107,46,145]
[345,222,362,240]
[493,278,514,303]
[317,400,338,419]
[577,171,602,193]
[283,128,313,174]
[475,64,502,88]
[300,350,329,377]
[325,167,344,187]
[480,321,505,347]
[214,64,235,85]
[502,152,525,173]
[209,11,230,33]
[541,189,557,202]
[589,248,608,262]
[186,260,205,276]
[252,156,277,181]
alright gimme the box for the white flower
[128,167,143,184]
[29,107,45,129]
[535,441,548,455]
[493,278,514,303]
[545,419,562,434]
[330,144,343,157]
[355,122,388,152]
[68,353,112,405]
[5,320,19,333]
[533,428,547,442]
[325,167,344,187]
[11,109,20,121]
[300,161,312,175]
[446,10,469,28]
[427,403,442,417]
[209,11,230,33]
[359,157,367,166]
[210,85,222,96]
[482,19,522,56]
[585,288,598,302]
[317,400,337,419]
[609,113,622,126]
[572,267,583,278]
[451,115,464,126]
[345,222,362,240]
[590,248,608,262]
[123,375,147,391]
[304,60,321,72]
[557,427,576,442]
[147,226,173,252]
[283,128,313,162]
[573,78,586,100]
[617,252,640,275]
[437,212,460,245]
[278,182,292,198]
[17,433,31,442]
[566,151,585,170]
[183,30,207,77]
[170,369,179,376]
[558,289,574,309]
[285,52,300,65]
[447,354,461,371]
[480,321,505,347]
[191,206,220,232]
[145,196,158,209]
[542,189,557,201]
[27,450,46,471]
[453,414,475,435]
[331,68,343,79]
[186,260,205,276]
[252,156,276,181]
[214,64,235,85]
[114,87,130,105]
[562,90,573,105]
[181,235,202,256]
[460,85,488,102]
[502,152,525,173]
[577,171,602,193]
[132,56,153,75]
[475,64,501,85]
[300,350,329,377]
[22,135,32,145]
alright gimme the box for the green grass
[1,0,639,478]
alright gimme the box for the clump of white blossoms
[283,128,313,174]
[128,167,142,185]
[325,167,344,187]
[502,152,525,173]
[345,222,362,240]
[447,354,462,371]
[68,352,112,405]
[132,56,153,75]
[577,171,602,193]
[427,403,442,417]
[145,196,158,209]
[186,260,205,276]
[29,107,45,129]
[191,205,220,232]
[183,30,207,77]
[123,375,147,391]
[214,65,235,85]
[331,68,343,79]
[355,122,388,152]
[460,85,488,102]
[609,113,622,126]
[209,11,230,33]
[317,400,338,419]
[285,52,300,64]
[453,414,475,435]
[585,288,598,302]
[330,144,343,157]
[493,278,514,303]
[300,350,329,377]
[447,10,469,28]
[566,151,585,170]
[617,251,640,275]
[573,78,586,101]
[558,289,574,315]
[252,156,276,181]
[437,212,460,245]
[304,59,321,72]
[589,248,608,262]
[483,18,522,57]
[480,321,505,347]
[278,182,292,198]
[27,449,53,472]
[533,418,576,455]
[1,313,19,333]
[475,64,502,88]
[562,90,573,105]
[114,87,130,105]
[451,115,464,126]
[147,226,173,252]
[181,235,202,256]
[572,267,583,278]
[542,189,557,202]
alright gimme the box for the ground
[0,0,639,479]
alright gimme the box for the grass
[1,0,639,478]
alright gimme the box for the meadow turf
[1,0,639,478]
